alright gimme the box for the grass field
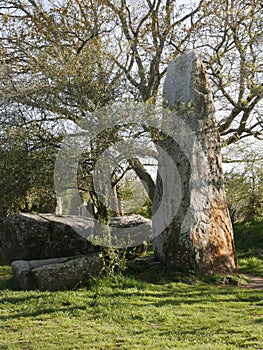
[0,221,262,349]
[234,221,263,277]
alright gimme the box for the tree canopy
[0,0,262,216]
[0,0,262,141]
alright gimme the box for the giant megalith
[152,52,237,274]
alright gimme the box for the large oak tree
[0,0,262,219]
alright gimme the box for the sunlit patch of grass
[0,269,262,349]
[234,220,263,257]
[0,265,12,276]
[0,220,262,349]
[238,257,263,276]
[234,220,263,277]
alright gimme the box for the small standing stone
[55,197,63,215]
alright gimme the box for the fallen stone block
[11,253,105,291]
[110,214,152,258]
[0,213,97,264]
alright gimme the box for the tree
[103,0,262,142]
[1,0,262,139]
[223,140,263,222]
[104,0,208,102]
[0,0,119,116]
[0,117,59,216]
[1,0,261,190]
[194,0,263,144]
[0,0,261,274]
[0,0,122,217]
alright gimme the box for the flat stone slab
[0,213,97,264]
[110,214,152,258]
[11,253,105,291]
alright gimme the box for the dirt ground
[242,275,263,290]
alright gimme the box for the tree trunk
[152,52,237,274]
[128,158,156,202]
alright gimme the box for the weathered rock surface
[0,213,97,264]
[153,52,237,274]
[11,253,105,291]
[0,213,151,264]
[110,214,152,258]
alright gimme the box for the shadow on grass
[253,318,263,324]
[124,258,245,286]
[0,304,87,321]
[0,220,262,322]
[1,279,262,322]
[0,264,262,322]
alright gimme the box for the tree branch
[128,157,156,202]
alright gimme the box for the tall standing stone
[152,52,237,274]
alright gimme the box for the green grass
[0,221,262,350]
[234,220,263,276]
[0,274,262,350]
